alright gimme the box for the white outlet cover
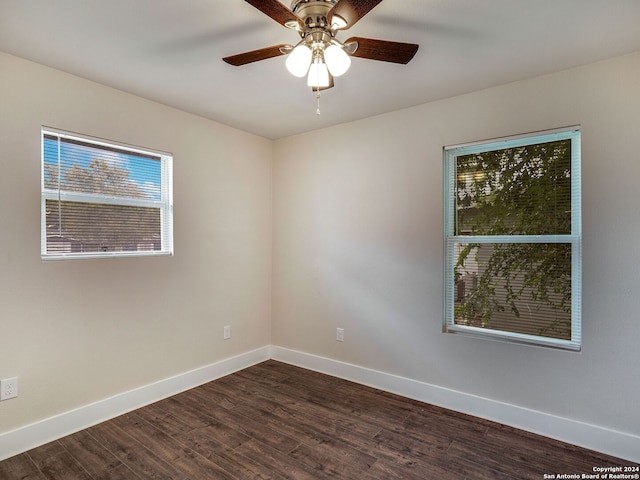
[1,377,18,400]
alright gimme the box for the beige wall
[273,51,640,438]
[0,52,273,433]
[2,48,639,455]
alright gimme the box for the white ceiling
[1,0,640,139]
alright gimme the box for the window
[41,128,173,260]
[443,127,581,350]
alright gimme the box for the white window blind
[443,127,581,350]
[41,128,173,260]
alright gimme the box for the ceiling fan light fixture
[324,43,351,76]
[307,57,330,88]
[224,0,420,101]
[286,43,312,77]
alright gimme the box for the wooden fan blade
[328,0,383,28]
[244,0,302,28]
[223,44,290,66]
[345,37,419,64]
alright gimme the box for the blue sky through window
[43,135,161,201]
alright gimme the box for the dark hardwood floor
[1,360,636,479]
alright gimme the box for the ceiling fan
[223,0,419,92]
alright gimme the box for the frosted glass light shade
[324,44,351,76]
[307,59,330,88]
[286,44,312,77]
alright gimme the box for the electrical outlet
[223,325,231,340]
[1,377,18,400]
[336,327,344,342]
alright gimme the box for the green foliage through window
[443,128,581,350]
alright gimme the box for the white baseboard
[270,346,640,463]
[0,346,270,461]
[3,345,639,463]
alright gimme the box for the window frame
[443,126,582,350]
[41,127,174,260]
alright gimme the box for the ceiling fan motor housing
[290,0,339,29]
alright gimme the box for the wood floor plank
[227,369,456,475]
[149,396,212,431]
[2,360,637,480]
[94,463,142,480]
[164,448,240,480]
[288,441,374,478]
[234,439,326,480]
[0,453,46,480]
[371,427,516,480]
[187,382,238,411]
[364,457,461,480]
[232,398,380,470]
[133,401,197,438]
[171,388,302,455]
[399,407,489,448]
[25,441,66,466]
[110,412,191,463]
[86,421,182,479]
[111,410,245,479]
[57,429,122,477]
[33,451,93,480]
[176,421,250,452]
[448,438,543,479]
[483,423,625,472]
[234,364,411,433]
[176,428,288,480]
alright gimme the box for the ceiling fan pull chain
[315,89,321,115]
